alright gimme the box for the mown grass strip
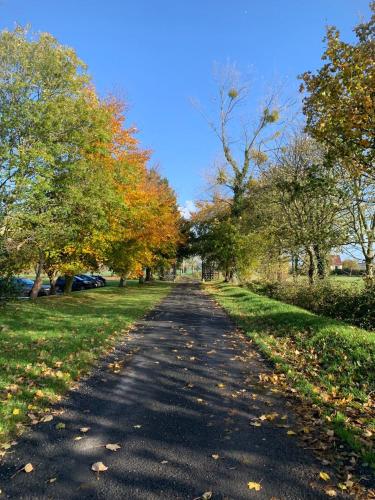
[206,282,375,469]
[0,281,172,447]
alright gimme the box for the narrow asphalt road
[0,283,336,499]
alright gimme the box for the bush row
[246,280,374,331]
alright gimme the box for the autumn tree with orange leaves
[94,99,181,286]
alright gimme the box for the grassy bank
[206,282,375,468]
[0,281,172,448]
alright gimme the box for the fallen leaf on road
[74,436,83,441]
[91,462,108,473]
[161,460,168,464]
[133,425,142,429]
[217,383,225,388]
[41,415,53,423]
[211,454,220,460]
[324,488,337,497]
[201,492,212,500]
[250,421,261,427]
[319,472,330,481]
[80,427,90,433]
[47,477,57,483]
[24,463,33,473]
[105,443,121,451]
[287,430,296,436]
[247,481,262,491]
[55,423,65,430]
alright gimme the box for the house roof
[330,255,342,266]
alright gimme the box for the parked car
[91,275,107,286]
[55,275,94,292]
[9,278,50,297]
[77,274,100,288]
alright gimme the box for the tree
[300,3,374,180]
[0,27,111,297]
[300,6,374,284]
[261,135,346,284]
[342,259,360,275]
[195,65,280,279]
[100,100,181,285]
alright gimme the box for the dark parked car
[55,275,94,292]
[8,278,50,297]
[92,275,106,286]
[76,274,100,288]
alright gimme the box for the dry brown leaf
[105,443,121,451]
[24,463,33,473]
[42,415,53,423]
[325,488,337,497]
[201,492,212,500]
[91,462,108,472]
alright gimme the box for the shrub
[246,280,374,330]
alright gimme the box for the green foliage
[0,26,112,280]
[246,279,374,330]
[300,4,375,177]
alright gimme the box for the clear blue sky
[0,0,371,210]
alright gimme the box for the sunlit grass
[0,281,172,445]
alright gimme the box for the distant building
[329,255,342,271]
[357,260,367,271]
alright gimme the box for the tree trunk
[364,256,374,287]
[292,254,299,281]
[145,267,153,282]
[313,245,327,279]
[64,275,74,293]
[306,247,316,285]
[47,270,58,295]
[119,275,126,287]
[30,255,44,299]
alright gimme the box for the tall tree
[262,136,346,284]
[196,65,280,279]
[0,27,111,297]
[300,5,374,283]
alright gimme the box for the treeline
[0,27,181,298]
[191,5,374,290]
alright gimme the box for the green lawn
[0,281,172,449]
[206,282,375,468]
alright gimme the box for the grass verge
[0,281,172,448]
[206,282,375,470]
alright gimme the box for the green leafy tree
[0,27,111,296]
[261,136,346,284]
[300,6,374,284]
